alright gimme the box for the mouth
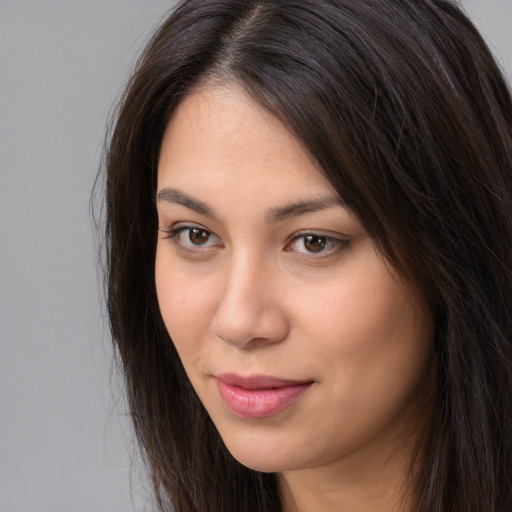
[215,373,314,419]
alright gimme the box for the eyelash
[159,224,350,257]
[285,231,350,257]
[160,225,222,250]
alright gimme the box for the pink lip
[216,373,313,419]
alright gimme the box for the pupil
[304,235,326,252]
[189,228,209,245]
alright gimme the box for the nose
[210,253,290,349]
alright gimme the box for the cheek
[155,251,214,355]
[295,271,407,351]
[295,271,433,450]
[296,260,433,391]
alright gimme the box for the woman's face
[155,85,433,476]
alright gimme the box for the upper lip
[216,373,313,390]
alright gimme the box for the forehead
[157,85,337,205]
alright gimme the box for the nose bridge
[211,247,288,348]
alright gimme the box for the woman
[102,0,512,510]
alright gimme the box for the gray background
[0,1,511,511]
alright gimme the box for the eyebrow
[266,196,345,223]
[157,187,216,217]
[156,187,344,223]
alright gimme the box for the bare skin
[155,84,434,512]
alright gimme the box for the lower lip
[216,380,312,419]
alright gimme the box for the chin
[219,429,304,473]
[229,450,292,473]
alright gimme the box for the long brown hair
[100,1,512,510]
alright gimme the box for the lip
[215,373,313,419]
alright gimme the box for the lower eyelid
[162,225,224,252]
[286,234,350,255]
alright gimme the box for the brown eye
[165,225,220,249]
[303,235,327,253]
[286,232,349,256]
[188,228,210,245]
